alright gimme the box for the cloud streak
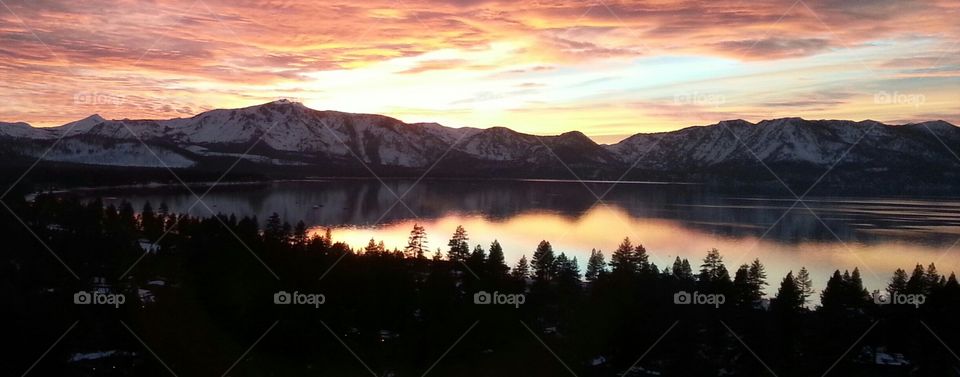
[0,0,957,135]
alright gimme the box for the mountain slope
[610,118,960,172]
[1,100,958,187]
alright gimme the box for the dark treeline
[2,195,960,377]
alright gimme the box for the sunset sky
[1,0,957,143]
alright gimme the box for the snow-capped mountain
[0,100,957,185]
[609,118,960,172]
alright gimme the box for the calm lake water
[84,179,960,300]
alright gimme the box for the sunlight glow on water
[325,204,960,301]
[85,179,960,302]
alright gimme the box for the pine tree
[747,258,768,298]
[531,240,556,282]
[323,228,333,248]
[140,201,158,237]
[822,268,870,310]
[447,225,470,262]
[672,257,684,277]
[796,266,814,304]
[714,264,732,287]
[404,223,428,259]
[468,244,486,270]
[471,244,486,259]
[945,273,960,292]
[728,259,766,305]
[512,255,530,281]
[143,201,166,239]
[142,201,154,221]
[634,243,651,274]
[556,253,581,290]
[732,265,754,306]
[699,248,727,283]
[671,257,694,281]
[888,268,908,295]
[773,271,803,312]
[585,249,607,282]
[364,238,386,255]
[282,221,293,243]
[119,201,136,230]
[293,220,309,248]
[610,237,636,275]
[264,212,286,242]
[157,202,171,232]
[364,238,377,254]
[925,263,941,290]
[555,253,580,280]
[907,263,927,294]
[238,216,259,242]
[820,270,845,310]
[486,240,509,278]
[848,268,869,303]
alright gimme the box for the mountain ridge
[1,100,958,188]
[5,99,956,143]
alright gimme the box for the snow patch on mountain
[40,139,194,168]
[1,102,957,175]
[0,121,55,139]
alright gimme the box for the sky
[0,0,958,143]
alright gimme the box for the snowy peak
[608,116,960,173]
[0,120,32,128]
[58,114,108,135]
[756,117,804,127]
[267,98,306,107]
[83,114,106,123]
[907,120,957,132]
[0,120,42,139]
[252,99,311,116]
[550,130,597,146]
[719,119,753,126]
[0,105,956,184]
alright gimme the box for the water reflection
[86,179,960,298]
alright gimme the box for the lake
[81,179,960,301]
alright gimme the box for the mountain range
[1,100,958,190]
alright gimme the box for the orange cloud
[0,0,957,134]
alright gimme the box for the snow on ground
[44,140,195,168]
